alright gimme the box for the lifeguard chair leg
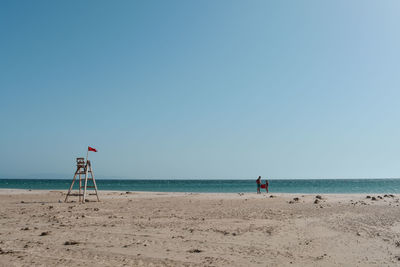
[65,171,78,202]
[82,166,89,203]
[90,165,100,201]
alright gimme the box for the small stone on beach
[188,249,202,253]
[64,241,79,245]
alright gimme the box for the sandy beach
[1,190,400,266]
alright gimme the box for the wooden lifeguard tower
[65,157,100,203]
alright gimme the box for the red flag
[88,146,97,152]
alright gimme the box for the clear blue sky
[1,0,400,179]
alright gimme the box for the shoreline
[0,188,394,196]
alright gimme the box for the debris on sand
[188,249,202,253]
[64,241,79,245]
[366,196,371,199]
[21,227,29,231]
[371,197,377,201]
[40,231,50,236]
[0,248,14,254]
[314,199,319,204]
[293,197,299,201]
[315,195,322,200]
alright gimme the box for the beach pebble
[188,249,202,253]
[64,241,79,245]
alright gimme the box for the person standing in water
[256,176,261,194]
[265,179,269,193]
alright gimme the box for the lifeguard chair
[65,157,100,203]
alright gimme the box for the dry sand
[1,189,400,266]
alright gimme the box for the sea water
[1,179,400,193]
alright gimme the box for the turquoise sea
[1,179,400,193]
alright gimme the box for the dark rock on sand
[40,231,50,236]
[64,241,79,245]
[371,197,377,201]
[314,199,319,204]
[188,249,202,253]
[316,195,322,200]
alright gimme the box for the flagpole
[86,147,89,163]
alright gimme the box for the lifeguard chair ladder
[65,158,100,203]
